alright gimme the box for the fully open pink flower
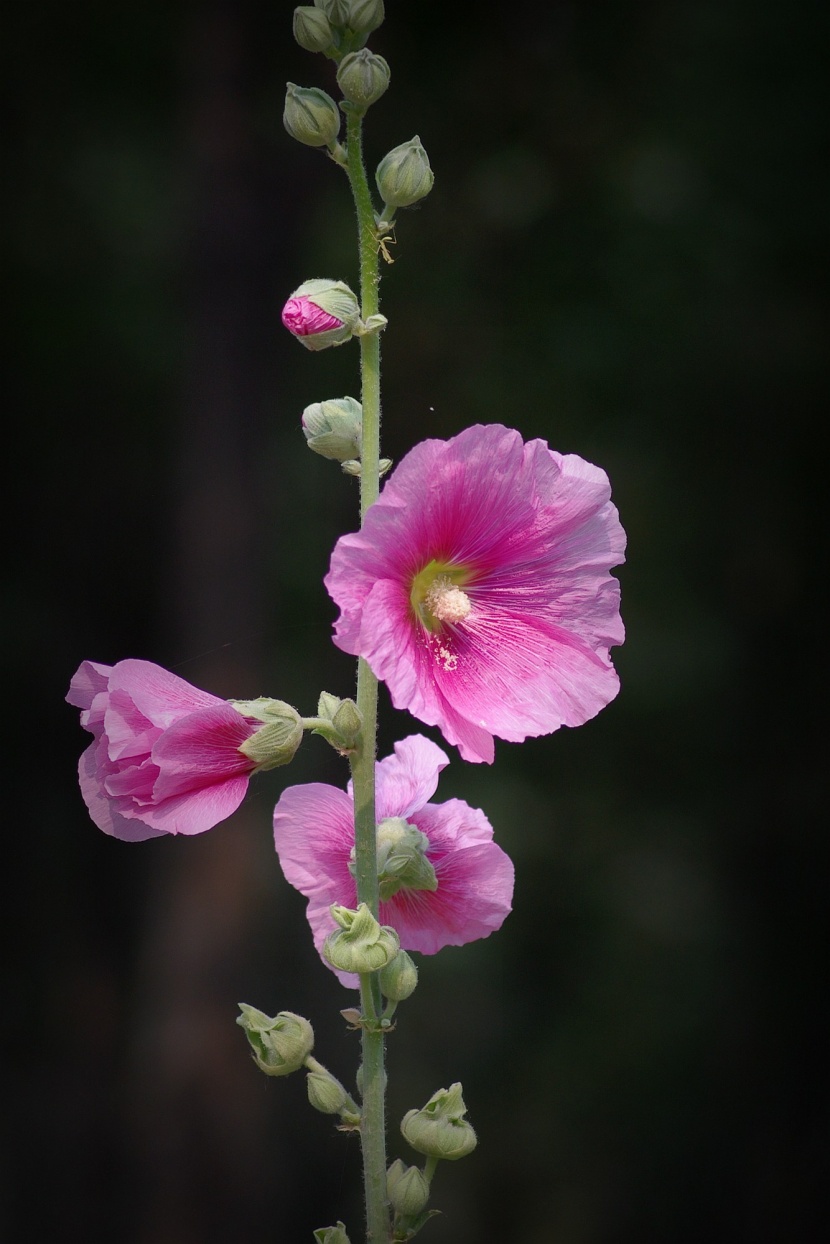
[325,424,626,764]
[66,659,262,840]
[273,735,514,983]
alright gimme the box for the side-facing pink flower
[273,735,514,983]
[325,424,626,764]
[67,660,276,840]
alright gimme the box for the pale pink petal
[373,735,450,820]
[125,776,251,836]
[66,660,112,712]
[108,659,224,729]
[273,783,356,898]
[78,739,165,841]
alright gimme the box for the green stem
[346,106,389,1244]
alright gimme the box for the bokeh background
[5,1,826,1241]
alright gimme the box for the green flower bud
[307,1068,348,1115]
[323,902,400,975]
[283,83,340,148]
[293,6,335,53]
[315,0,351,26]
[337,49,390,108]
[345,0,385,38]
[314,692,362,750]
[401,1083,478,1161]
[379,949,419,1002]
[376,817,438,901]
[331,698,362,746]
[236,1005,314,1077]
[232,698,303,771]
[386,1159,430,1217]
[313,1224,351,1244]
[376,136,434,209]
[302,396,362,462]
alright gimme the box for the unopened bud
[283,83,340,148]
[293,6,335,54]
[316,0,351,26]
[346,0,385,38]
[401,1083,478,1161]
[337,49,390,108]
[379,949,419,1002]
[313,1224,351,1244]
[232,698,303,770]
[386,1159,430,1217]
[282,278,360,350]
[236,1005,314,1077]
[307,1068,348,1114]
[376,136,434,209]
[302,396,362,461]
[323,902,400,974]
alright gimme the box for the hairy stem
[346,106,389,1244]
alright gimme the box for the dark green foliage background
[4,1,826,1241]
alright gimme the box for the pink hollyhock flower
[281,278,360,351]
[273,734,514,984]
[66,659,282,840]
[325,424,626,764]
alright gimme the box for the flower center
[410,560,473,632]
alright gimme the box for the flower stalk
[345,104,389,1244]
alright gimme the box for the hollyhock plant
[325,423,626,765]
[273,734,514,983]
[66,659,301,840]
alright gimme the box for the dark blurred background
[4,1,827,1241]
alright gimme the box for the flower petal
[273,782,356,900]
[78,739,165,841]
[381,799,514,954]
[108,659,225,729]
[373,734,450,820]
[125,777,251,836]
[150,704,256,801]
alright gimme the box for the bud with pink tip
[282,278,361,350]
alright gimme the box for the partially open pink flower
[281,278,360,351]
[326,424,626,764]
[273,735,514,984]
[67,659,265,840]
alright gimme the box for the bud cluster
[293,1,385,60]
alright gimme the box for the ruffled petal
[373,735,450,820]
[124,776,251,836]
[66,660,112,712]
[78,739,165,841]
